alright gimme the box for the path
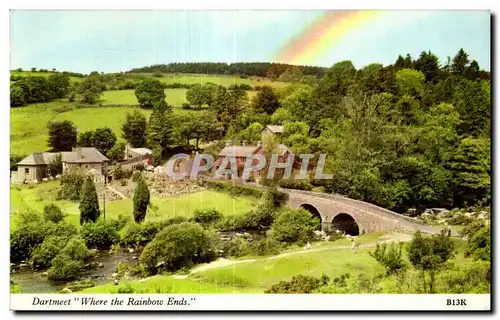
[106,185,127,200]
[171,233,409,279]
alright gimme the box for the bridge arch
[299,203,322,230]
[331,213,360,236]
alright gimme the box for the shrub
[81,220,120,249]
[140,222,216,272]
[435,262,490,293]
[47,237,91,281]
[10,219,50,262]
[265,274,329,293]
[214,215,246,231]
[369,242,406,275]
[58,168,86,201]
[116,284,136,293]
[278,179,313,191]
[108,213,131,231]
[121,218,188,246]
[262,187,288,207]
[43,204,65,223]
[193,208,223,226]
[269,208,319,243]
[241,203,277,230]
[30,236,69,269]
[223,237,250,257]
[48,255,85,281]
[249,237,282,256]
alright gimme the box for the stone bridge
[282,189,440,235]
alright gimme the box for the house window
[85,164,88,169]
[128,154,133,159]
[24,168,29,174]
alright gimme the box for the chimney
[242,140,247,147]
[226,140,232,147]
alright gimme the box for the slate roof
[129,147,152,156]
[61,148,109,163]
[17,152,57,166]
[218,146,259,158]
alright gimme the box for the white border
[2,0,497,318]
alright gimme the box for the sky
[10,10,491,74]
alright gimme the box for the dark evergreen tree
[47,120,77,152]
[451,48,470,75]
[79,176,100,225]
[133,176,150,223]
[414,51,441,83]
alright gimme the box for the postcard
[9,9,491,311]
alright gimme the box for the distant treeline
[127,62,327,78]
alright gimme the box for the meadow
[81,236,476,294]
[10,182,253,230]
[11,88,259,155]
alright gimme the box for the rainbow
[275,10,383,66]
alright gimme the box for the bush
[223,237,250,257]
[369,242,406,275]
[435,262,490,293]
[249,237,282,256]
[30,236,69,269]
[43,204,65,223]
[108,213,131,231]
[241,203,277,230]
[116,284,136,293]
[269,208,319,243]
[140,222,216,272]
[48,255,85,281]
[278,179,313,191]
[265,274,329,293]
[214,215,247,231]
[192,208,223,226]
[58,168,86,200]
[121,218,188,246]
[81,220,120,249]
[48,237,91,281]
[10,218,50,262]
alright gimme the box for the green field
[133,73,288,89]
[81,236,475,294]
[10,182,253,230]
[10,100,152,154]
[101,89,188,106]
[10,71,84,83]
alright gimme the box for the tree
[78,131,94,147]
[47,120,77,152]
[450,48,470,75]
[139,222,215,272]
[447,137,490,206]
[79,77,104,104]
[91,127,117,155]
[122,110,148,147]
[107,141,126,162]
[133,176,150,223]
[269,208,320,243]
[186,83,217,108]
[10,84,26,107]
[79,176,100,225]
[252,86,281,114]
[414,50,441,83]
[237,122,264,144]
[407,230,454,293]
[452,79,490,136]
[395,68,425,96]
[369,242,406,275]
[213,86,248,129]
[146,102,175,150]
[135,78,165,109]
[47,74,70,99]
[175,111,218,149]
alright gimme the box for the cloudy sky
[10,10,490,73]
